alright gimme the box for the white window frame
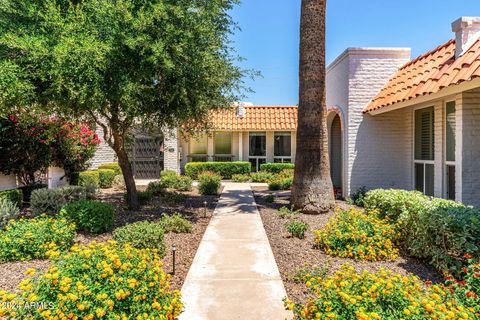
[413,105,435,196]
[249,132,267,171]
[444,100,457,200]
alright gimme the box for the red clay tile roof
[364,38,480,113]
[210,106,298,131]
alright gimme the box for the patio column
[266,131,274,163]
[207,134,214,161]
[238,132,243,161]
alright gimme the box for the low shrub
[2,241,182,319]
[0,189,23,209]
[314,208,399,261]
[265,193,275,203]
[98,162,122,175]
[277,206,300,219]
[112,174,126,191]
[251,171,275,183]
[146,180,166,195]
[285,219,308,239]
[346,186,368,207]
[60,200,115,234]
[30,188,66,216]
[198,171,222,195]
[232,173,251,182]
[160,170,192,191]
[0,198,20,228]
[185,161,251,179]
[78,170,100,189]
[58,185,86,203]
[260,162,295,173]
[113,221,165,255]
[286,264,475,320]
[98,169,116,188]
[159,213,192,233]
[0,216,76,262]
[445,255,480,317]
[285,262,330,284]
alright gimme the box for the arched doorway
[328,113,343,198]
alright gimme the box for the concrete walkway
[180,183,292,320]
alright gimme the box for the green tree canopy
[0,0,247,208]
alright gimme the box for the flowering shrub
[314,208,399,261]
[0,216,76,262]
[0,241,183,319]
[445,254,480,317]
[286,264,475,320]
[0,114,99,185]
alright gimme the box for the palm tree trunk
[291,0,334,214]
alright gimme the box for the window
[214,132,232,155]
[190,134,207,155]
[445,101,456,200]
[414,107,434,196]
[274,132,292,162]
[249,132,266,171]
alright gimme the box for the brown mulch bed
[0,187,218,292]
[252,186,442,305]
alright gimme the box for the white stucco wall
[0,174,17,191]
[327,48,411,196]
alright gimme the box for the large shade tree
[291,0,335,213]
[0,0,246,209]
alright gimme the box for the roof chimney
[452,17,480,58]
[234,102,252,119]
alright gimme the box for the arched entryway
[328,112,343,198]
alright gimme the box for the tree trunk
[291,0,334,214]
[111,127,139,210]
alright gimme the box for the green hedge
[260,163,294,173]
[185,162,251,179]
[98,163,122,175]
[98,169,116,188]
[363,189,479,274]
[0,189,23,208]
[79,170,100,188]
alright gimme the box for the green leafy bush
[113,221,166,256]
[0,216,76,262]
[185,161,251,179]
[146,181,166,195]
[4,242,182,319]
[277,206,300,219]
[260,162,295,173]
[30,188,66,216]
[160,170,192,191]
[363,189,477,273]
[265,193,275,203]
[286,219,308,239]
[314,208,399,261]
[232,173,251,182]
[251,171,275,183]
[159,213,192,233]
[198,171,222,195]
[112,174,126,191]
[0,198,20,228]
[79,170,100,188]
[98,162,122,175]
[60,200,115,234]
[346,186,368,207]
[0,189,23,209]
[58,185,86,203]
[98,169,116,188]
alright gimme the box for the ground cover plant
[0,241,183,319]
[286,264,475,320]
[0,216,76,262]
[314,208,399,261]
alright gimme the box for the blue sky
[229,0,480,105]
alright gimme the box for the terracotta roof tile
[365,39,480,113]
[209,106,298,131]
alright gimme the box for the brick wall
[459,88,480,206]
[89,126,117,169]
[164,128,181,173]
